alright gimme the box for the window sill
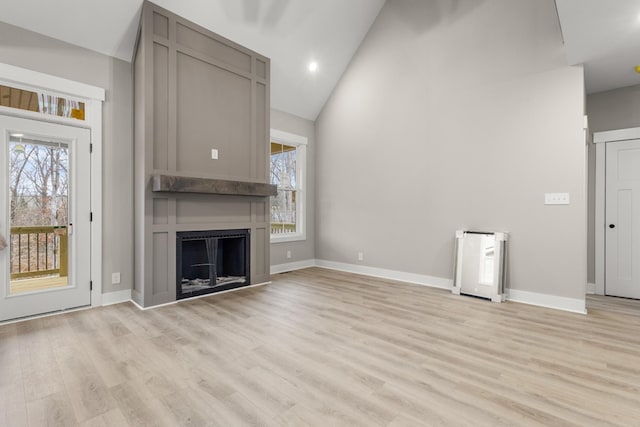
[271,233,306,243]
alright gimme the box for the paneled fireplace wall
[133,2,271,307]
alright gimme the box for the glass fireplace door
[177,229,250,299]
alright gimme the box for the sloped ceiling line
[0,0,385,120]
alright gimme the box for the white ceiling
[0,0,386,120]
[555,0,640,94]
[2,1,639,118]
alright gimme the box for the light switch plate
[111,272,121,284]
[211,149,218,160]
[544,193,570,205]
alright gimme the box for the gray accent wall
[0,21,134,296]
[270,109,316,266]
[133,3,271,307]
[586,84,640,284]
[315,0,587,300]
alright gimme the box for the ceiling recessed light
[308,61,318,72]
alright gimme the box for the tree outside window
[270,142,297,235]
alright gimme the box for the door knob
[609,224,616,229]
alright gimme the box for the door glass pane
[8,133,69,295]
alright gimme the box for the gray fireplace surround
[133,1,273,308]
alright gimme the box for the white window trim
[270,128,307,243]
[0,62,105,307]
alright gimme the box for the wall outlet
[111,272,121,285]
[286,250,292,259]
[544,192,570,205]
[211,148,219,160]
[358,252,364,261]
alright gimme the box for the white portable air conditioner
[452,230,508,302]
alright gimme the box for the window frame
[270,128,307,243]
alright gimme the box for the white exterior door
[0,115,91,321]
[605,139,640,298]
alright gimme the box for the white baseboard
[101,289,132,306]
[506,289,586,314]
[101,262,587,315]
[587,282,596,294]
[311,259,586,315]
[271,259,317,274]
[314,259,454,290]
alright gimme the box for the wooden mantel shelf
[151,174,277,197]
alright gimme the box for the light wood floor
[2,267,640,426]
[10,276,68,295]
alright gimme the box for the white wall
[316,0,587,303]
[270,109,316,268]
[586,84,640,284]
[0,21,134,295]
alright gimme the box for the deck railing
[10,226,68,280]
[271,223,296,235]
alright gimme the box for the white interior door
[0,115,91,321]
[605,139,640,298]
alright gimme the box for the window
[0,84,86,120]
[270,129,307,242]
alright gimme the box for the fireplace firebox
[176,229,250,299]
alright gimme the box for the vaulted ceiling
[0,0,638,120]
[555,0,640,94]
[0,0,385,120]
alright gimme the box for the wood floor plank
[26,390,78,427]
[0,380,28,427]
[2,267,640,426]
[109,381,175,427]
[159,388,211,427]
[80,408,129,427]
[20,344,67,402]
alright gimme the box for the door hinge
[90,281,93,291]
[90,143,93,153]
[90,212,93,222]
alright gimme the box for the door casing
[0,62,105,314]
[593,127,640,296]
